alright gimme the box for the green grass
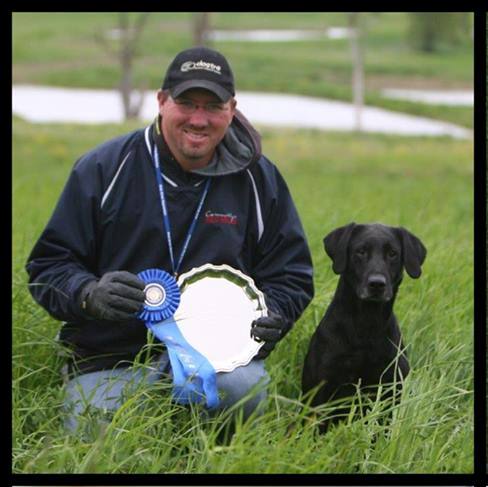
[12,118,473,473]
[12,12,474,128]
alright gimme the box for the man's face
[157,88,236,171]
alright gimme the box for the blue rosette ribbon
[137,268,219,409]
[137,268,180,323]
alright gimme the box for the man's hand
[81,271,146,321]
[250,310,292,360]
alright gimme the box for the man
[26,46,314,431]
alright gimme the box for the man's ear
[157,89,170,113]
[229,97,237,119]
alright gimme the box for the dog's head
[323,222,427,302]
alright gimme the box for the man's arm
[25,157,101,322]
[250,158,314,328]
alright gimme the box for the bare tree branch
[132,12,150,44]
[92,13,157,120]
[93,28,117,56]
[106,13,152,119]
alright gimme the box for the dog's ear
[323,222,356,274]
[396,227,427,278]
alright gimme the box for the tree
[407,12,472,53]
[95,13,150,120]
[348,12,365,132]
[193,12,212,46]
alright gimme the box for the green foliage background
[12,12,474,127]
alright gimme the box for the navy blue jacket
[26,111,314,374]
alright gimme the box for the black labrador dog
[302,222,426,432]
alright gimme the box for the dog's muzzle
[360,274,392,301]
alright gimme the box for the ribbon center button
[144,283,166,307]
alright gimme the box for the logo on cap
[181,60,222,75]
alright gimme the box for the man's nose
[187,107,209,126]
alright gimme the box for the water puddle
[382,88,473,106]
[12,84,472,139]
[205,27,352,42]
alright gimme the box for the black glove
[80,271,146,321]
[250,310,293,360]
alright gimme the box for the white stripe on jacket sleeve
[246,169,264,242]
[101,151,132,209]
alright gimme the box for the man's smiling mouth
[183,129,208,142]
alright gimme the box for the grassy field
[12,12,474,128]
[12,117,473,473]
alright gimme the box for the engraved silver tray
[174,263,267,372]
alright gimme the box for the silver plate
[175,264,267,372]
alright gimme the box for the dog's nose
[367,274,386,291]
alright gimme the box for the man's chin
[181,144,209,158]
[179,153,212,170]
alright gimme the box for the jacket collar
[150,109,262,179]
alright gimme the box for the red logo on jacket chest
[205,210,238,225]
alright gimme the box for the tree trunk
[193,12,211,46]
[119,15,133,118]
[118,13,150,119]
[349,13,364,132]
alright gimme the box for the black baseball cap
[162,46,235,102]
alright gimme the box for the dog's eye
[355,248,367,257]
[388,249,398,258]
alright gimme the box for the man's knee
[63,360,166,433]
[63,368,126,433]
[216,359,269,417]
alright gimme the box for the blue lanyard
[152,146,211,277]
